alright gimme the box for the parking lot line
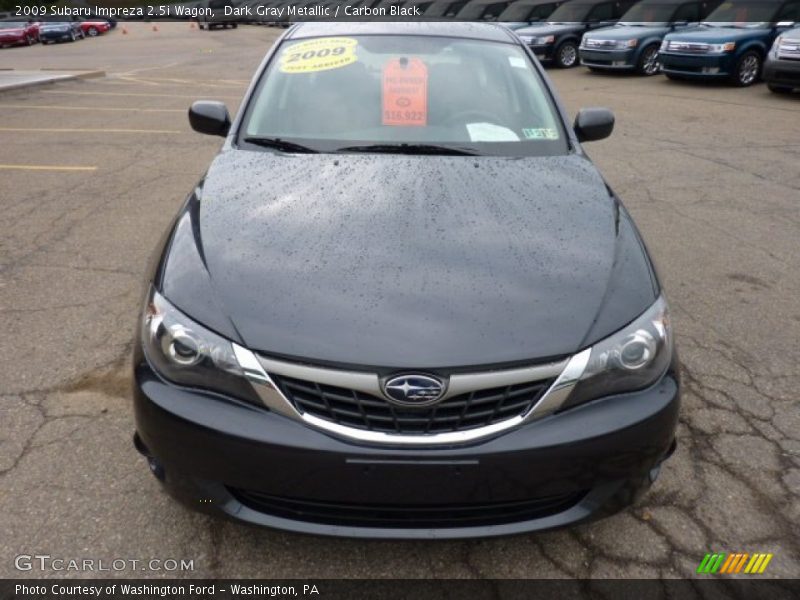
[41,90,241,100]
[0,104,184,113]
[0,164,97,172]
[0,127,182,134]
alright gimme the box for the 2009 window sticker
[382,57,428,127]
[279,38,358,74]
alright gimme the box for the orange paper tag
[382,58,428,127]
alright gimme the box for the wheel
[637,44,661,76]
[198,21,205,29]
[25,34,33,46]
[768,83,793,94]
[232,23,238,28]
[731,51,761,87]
[70,30,77,42]
[87,26,98,37]
[554,41,579,68]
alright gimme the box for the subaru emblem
[382,375,446,406]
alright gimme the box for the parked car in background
[579,0,722,75]
[39,20,84,44]
[764,25,800,92]
[498,0,571,29]
[0,20,39,47]
[79,19,112,37]
[197,0,239,29]
[517,0,641,67]
[659,0,800,86]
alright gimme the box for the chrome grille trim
[232,344,587,446]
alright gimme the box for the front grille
[583,39,618,49]
[230,488,586,528]
[666,41,710,53]
[778,41,800,60]
[269,374,553,435]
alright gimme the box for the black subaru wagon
[133,21,679,539]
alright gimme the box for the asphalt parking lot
[1,22,799,579]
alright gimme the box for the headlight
[141,287,261,405]
[622,39,638,48]
[709,42,736,53]
[770,35,782,58]
[520,35,534,44]
[533,35,555,45]
[561,296,673,410]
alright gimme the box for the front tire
[637,44,661,76]
[731,51,761,87]
[69,30,77,42]
[554,41,579,68]
[87,26,98,37]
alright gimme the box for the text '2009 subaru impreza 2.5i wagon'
[132,21,680,539]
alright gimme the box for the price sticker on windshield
[382,57,428,127]
[279,38,358,74]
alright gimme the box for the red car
[79,20,111,37]
[0,20,40,47]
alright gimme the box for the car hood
[664,24,771,43]
[586,24,670,40]
[518,22,584,37]
[160,151,657,369]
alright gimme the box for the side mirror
[188,101,231,137]
[574,107,615,142]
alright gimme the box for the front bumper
[133,359,680,539]
[579,48,637,70]
[40,30,73,41]
[763,55,800,89]
[528,43,556,62]
[660,51,736,78]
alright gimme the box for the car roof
[288,21,518,43]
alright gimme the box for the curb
[0,69,106,93]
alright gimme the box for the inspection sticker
[382,57,428,127]
[522,128,559,140]
[279,38,358,74]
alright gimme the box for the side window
[674,3,701,22]
[587,2,614,21]
[776,1,800,21]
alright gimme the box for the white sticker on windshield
[522,128,559,140]
[467,123,520,142]
[508,56,527,69]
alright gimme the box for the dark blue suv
[579,0,722,75]
[659,0,800,85]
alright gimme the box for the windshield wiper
[336,143,477,156]
[242,137,319,153]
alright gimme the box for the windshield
[0,22,25,29]
[423,0,469,16]
[547,2,595,22]
[618,3,677,24]
[458,1,514,20]
[499,1,556,22]
[702,1,782,25]
[240,35,567,156]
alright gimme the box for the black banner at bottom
[2,579,800,600]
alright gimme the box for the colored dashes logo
[697,553,773,574]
